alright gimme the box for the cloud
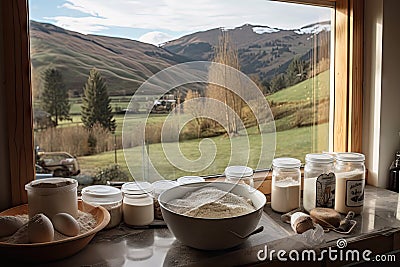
[138,31,174,46]
[47,0,331,36]
[60,2,99,17]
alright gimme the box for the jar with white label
[303,153,335,212]
[122,182,154,226]
[225,166,254,188]
[271,158,301,213]
[81,185,123,229]
[334,153,365,214]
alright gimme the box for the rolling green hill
[30,21,189,97]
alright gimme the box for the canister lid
[152,180,178,195]
[305,153,334,164]
[25,178,78,195]
[122,181,153,195]
[335,152,365,162]
[224,166,253,178]
[177,176,205,185]
[272,157,301,168]
[81,185,122,204]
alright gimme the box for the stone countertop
[36,186,400,267]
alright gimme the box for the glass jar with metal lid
[271,158,301,213]
[122,182,154,226]
[81,185,123,229]
[334,152,365,214]
[303,153,335,212]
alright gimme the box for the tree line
[40,67,116,132]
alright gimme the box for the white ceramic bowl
[159,182,266,250]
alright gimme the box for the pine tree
[41,68,70,126]
[286,56,308,86]
[81,68,116,132]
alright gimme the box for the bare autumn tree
[184,89,204,138]
[206,32,244,136]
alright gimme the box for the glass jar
[303,153,335,212]
[122,182,154,226]
[334,152,365,214]
[81,185,123,229]
[224,166,254,188]
[271,158,301,213]
[152,180,178,220]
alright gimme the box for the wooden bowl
[0,200,110,263]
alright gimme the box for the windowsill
[40,185,400,266]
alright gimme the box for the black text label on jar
[345,180,365,207]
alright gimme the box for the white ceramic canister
[25,178,78,219]
[303,153,335,212]
[334,152,366,214]
[81,185,123,229]
[224,166,254,188]
[177,176,205,185]
[271,158,301,213]
[122,182,154,226]
[152,180,178,220]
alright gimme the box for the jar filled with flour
[334,153,365,214]
[271,158,301,213]
[122,182,154,226]
[81,185,123,229]
[303,153,335,212]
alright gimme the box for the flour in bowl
[166,187,255,219]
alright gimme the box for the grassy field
[267,71,329,103]
[39,71,331,179]
[78,123,328,179]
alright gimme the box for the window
[0,0,364,204]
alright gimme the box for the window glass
[29,0,332,181]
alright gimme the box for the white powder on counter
[1,211,97,244]
[271,177,300,213]
[167,187,255,219]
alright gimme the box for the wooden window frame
[0,0,364,205]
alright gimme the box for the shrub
[93,164,131,184]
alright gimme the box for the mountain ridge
[30,20,330,96]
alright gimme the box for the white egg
[52,213,79,237]
[0,216,24,237]
[28,213,54,243]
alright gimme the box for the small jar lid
[224,166,253,178]
[335,152,365,162]
[305,153,334,164]
[122,182,153,195]
[273,157,301,168]
[177,176,205,185]
[152,180,178,195]
[81,185,122,204]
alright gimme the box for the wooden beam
[348,0,364,152]
[334,0,350,152]
[334,0,364,152]
[1,0,34,206]
[270,0,336,8]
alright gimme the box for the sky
[29,0,332,45]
